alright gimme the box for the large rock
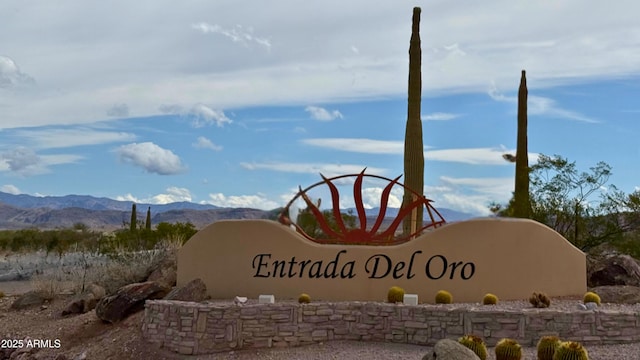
[588,254,640,287]
[424,339,480,360]
[590,285,640,304]
[95,281,169,323]
[163,278,207,302]
[10,291,48,310]
[62,284,107,315]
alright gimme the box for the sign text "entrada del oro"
[252,250,476,280]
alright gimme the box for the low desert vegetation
[1,221,193,297]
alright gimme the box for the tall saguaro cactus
[403,7,424,235]
[130,203,137,232]
[145,206,151,230]
[513,70,532,218]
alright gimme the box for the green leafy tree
[297,209,357,240]
[494,154,640,250]
[403,6,425,236]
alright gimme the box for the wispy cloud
[425,176,514,216]
[240,161,386,177]
[106,103,130,118]
[488,83,598,123]
[14,127,137,149]
[159,104,232,128]
[305,106,343,121]
[421,112,461,121]
[192,136,222,151]
[0,147,83,176]
[114,142,186,175]
[425,147,539,165]
[301,138,404,154]
[191,22,271,50]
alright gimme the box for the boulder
[10,291,48,310]
[424,339,480,360]
[590,285,640,304]
[61,284,106,315]
[588,254,640,287]
[95,281,169,323]
[163,278,207,302]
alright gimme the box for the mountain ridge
[0,191,475,230]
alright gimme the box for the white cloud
[115,187,193,204]
[206,192,279,210]
[360,187,403,209]
[240,161,387,177]
[190,104,233,128]
[488,83,598,123]
[192,136,222,151]
[114,142,186,175]
[160,104,232,128]
[425,176,515,216]
[421,112,461,121]
[0,147,83,176]
[0,56,35,88]
[0,1,638,130]
[301,138,405,154]
[425,147,539,165]
[191,22,271,50]
[305,106,344,121]
[14,127,136,149]
[1,147,39,172]
[1,184,21,194]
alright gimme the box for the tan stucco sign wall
[177,218,586,303]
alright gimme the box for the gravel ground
[192,340,640,360]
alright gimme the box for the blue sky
[1,0,639,216]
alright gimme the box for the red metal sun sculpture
[278,169,446,245]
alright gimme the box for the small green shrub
[435,290,453,304]
[495,338,522,360]
[553,341,589,360]
[583,291,601,306]
[298,293,311,304]
[387,286,405,303]
[529,291,551,308]
[482,293,498,305]
[458,334,487,360]
[537,335,561,360]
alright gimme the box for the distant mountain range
[0,191,475,230]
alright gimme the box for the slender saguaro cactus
[403,7,424,235]
[513,70,532,218]
[145,206,151,230]
[130,203,137,232]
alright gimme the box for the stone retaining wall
[142,300,640,355]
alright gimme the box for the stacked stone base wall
[142,300,640,355]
